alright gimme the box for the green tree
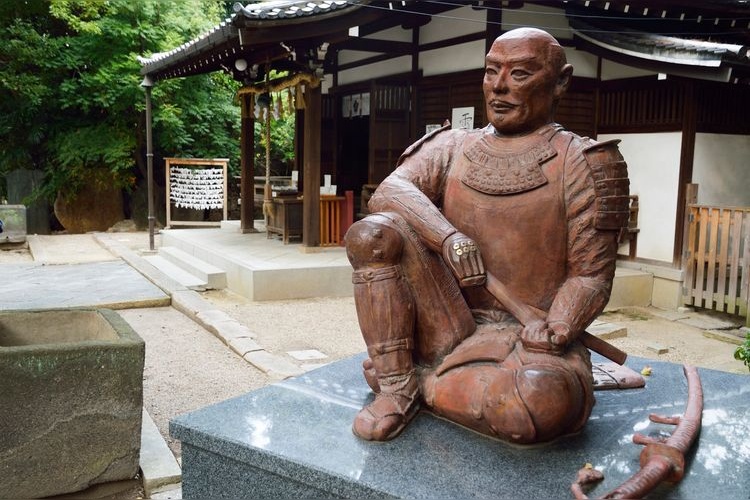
[254,93,297,178]
[0,0,243,224]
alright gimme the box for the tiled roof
[571,19,749,69]
[138,0,363,74]
[234,0,350,20]
[137,16,237,68]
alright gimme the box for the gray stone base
[171,354,750,499]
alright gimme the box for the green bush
[734,333,750,372]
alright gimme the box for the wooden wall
[597,77,750,136]
[416,70,598,139]
[417,69,485,137]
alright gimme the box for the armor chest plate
[443,130,570,310]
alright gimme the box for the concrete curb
[140,409,181,497]
[94,233,305,380]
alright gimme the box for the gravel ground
[598,307,748,374]
[201,290,366,368]
[116,307,269,458]
[201,288,749,376]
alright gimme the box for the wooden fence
[682,204,750,320]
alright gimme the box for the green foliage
[734,333,750,371]
[0,0,247,204]
[255,99,296,178]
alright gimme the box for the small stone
[647,343,669,354]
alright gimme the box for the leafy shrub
[734,332,750,372]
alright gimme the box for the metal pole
[142,76,155,251]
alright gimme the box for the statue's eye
[511,69,531,80]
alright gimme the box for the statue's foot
[353,370,419,441]
[362,358,380,393]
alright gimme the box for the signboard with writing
[451,107,475,130]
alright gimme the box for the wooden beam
[420,31,486,52]
[335,37,413,55]
[410,26,420,142]
[484,2,503,54]
[303,84,322,247]
[336,31,486,73]
[674,81,696,266]
[240,93,256,233]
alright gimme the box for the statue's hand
[548,322,572,348]
[442,232,486,288]
[521,320,563,354]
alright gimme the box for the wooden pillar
[485,5,503,53]
[410,27,420,142]
[240,93,256,233]
[673,82,696,265]
[594,57,602,139]
[303,84,321,247]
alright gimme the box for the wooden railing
[682,204,750,320]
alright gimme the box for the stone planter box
[0,309,145,498]
[0,204,27,243]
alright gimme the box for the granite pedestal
[171,354,749,499]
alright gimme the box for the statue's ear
[554,64,573,98]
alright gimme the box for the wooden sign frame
[165,157,229,227]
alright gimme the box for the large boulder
[54,170,124,233]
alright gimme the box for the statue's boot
[353,341,419,441]
[346,218,420,441]
[351,264,419,441]
[362,357,379,393]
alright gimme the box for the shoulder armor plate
[396,122,453,167]
[582,139,630,231]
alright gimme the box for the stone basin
[0,308,145,498]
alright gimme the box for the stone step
[159,246,227,290]
[606,267,653,310]
[142,254,207,291]
[587,320,628,340]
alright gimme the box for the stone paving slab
[27,234,117,264]
[677,314,743,330]
[0,261,169,311]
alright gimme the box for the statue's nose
[492,73,510,94]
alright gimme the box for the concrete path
[0,260,169,311]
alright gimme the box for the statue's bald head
[492,28,567,73]
[483,28,573,135]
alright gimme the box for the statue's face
[483,32,568,136]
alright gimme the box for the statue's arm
[546,140,629,345]
[368,129,459,252]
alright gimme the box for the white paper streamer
[169,166,224,210]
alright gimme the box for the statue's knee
[514,365,585,441]
[426,363,588,444]
[345,218,404,268]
